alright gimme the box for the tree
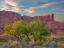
[4,25,11,31]
[4,20,31,42]
[4,25,12,39]
[30,20,51,42]
[4,20,51,46]
[12,20,26,41]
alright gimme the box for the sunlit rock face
[33,13,54,22]
[0,11,64,37]
[0,11,21,35]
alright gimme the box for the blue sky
[0,0,64,22]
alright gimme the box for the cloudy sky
[0,0,64,22]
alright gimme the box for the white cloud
[0,3,10,10]
[1,6,10,10]
[4,0,18,6]
[26,2,56,13]
[0,0,24,12]
[0,2,24,12]
[0,0,64,13]
[11,7,22,12]
[26,9,36,14]
[39,2,55,8]
[0,5,23,12]
[26,2,63,13]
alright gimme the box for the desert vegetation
[0,20,63,48]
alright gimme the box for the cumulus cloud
[0,2,10,10]
[11,7,23,12]
[0,0,63,13]
[1,5,10,10]
[0,0,24,12]
[26,9,36,14]
[26,2,56,13]
[0,4,23,12]
[0,3,24,12]
[4,0,18,6]
[26,2,63,13]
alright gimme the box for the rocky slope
[46,21,64,36]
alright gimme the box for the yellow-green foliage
[4,20,51,45]
[10,30,15,35]
[4,25,11,31]
[30,20,51,42]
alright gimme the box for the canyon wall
[0,11,64,37]
[0,11,21,35]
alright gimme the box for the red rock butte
[0,11,64,38]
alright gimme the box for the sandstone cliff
[0,11,64,37]
[0,11,21,35]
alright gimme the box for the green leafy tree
[13,20,31,42]
[4,25,11,31]
[12,20,26,41]
[4,25,11,36]
[30,20,51,42]
[4,20,31,42]
[4,20,51,46]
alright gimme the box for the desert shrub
[57,41,64,47]
[35,41,45,46]
[0,42,3,45]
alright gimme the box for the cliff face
[0,11,21,21]
[21,13,54,24]
[34,13,54,22]
[21,15,34,25]
[0,11,64,36]
[46,21,64,36]
[0,11,21,35]
[21,14,64,36]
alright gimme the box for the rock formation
[21,15,34,25]
[0,11,21,35]
[46,21,64,36]
[21,14,64,36]
[34,13,54,22]
[0,11,64,37]
[21,13,54,24]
